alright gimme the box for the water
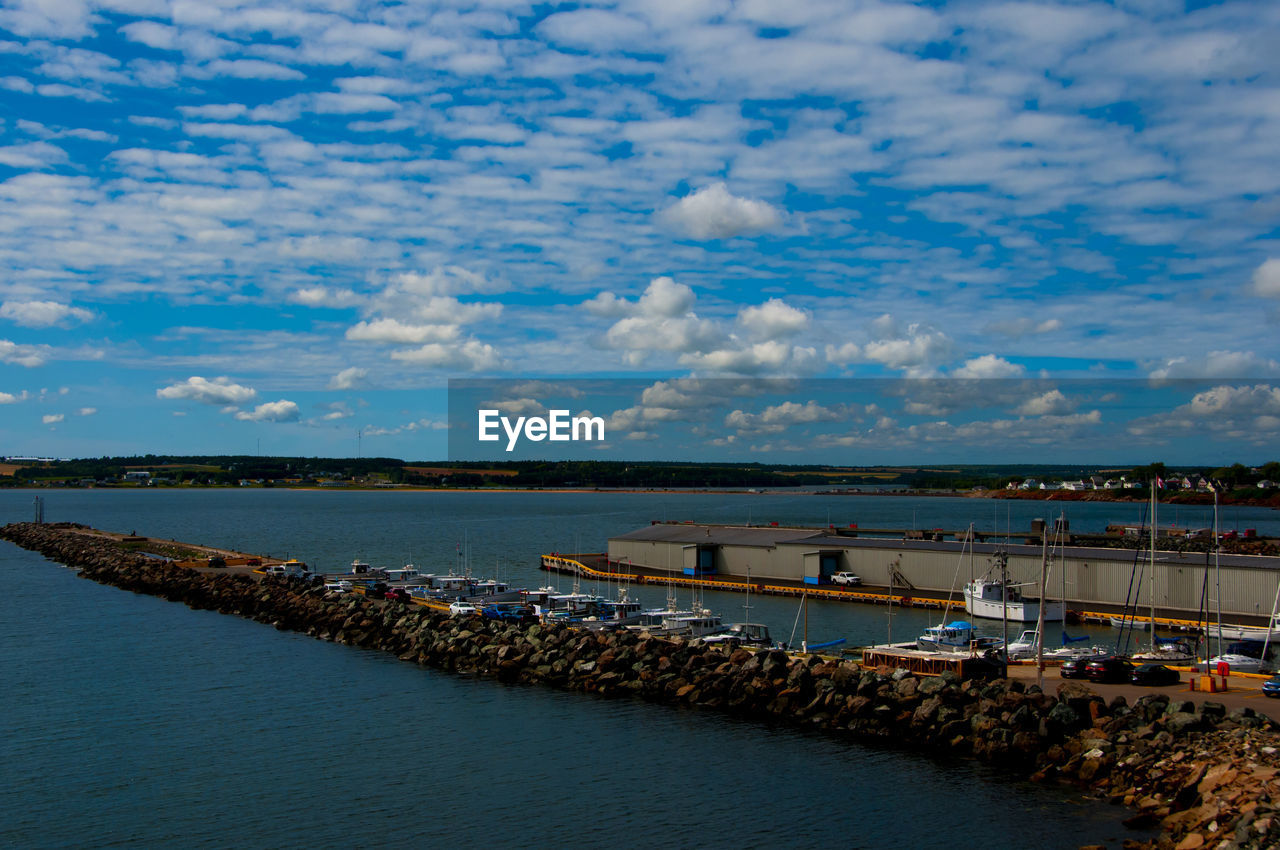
[0,489,1217,847]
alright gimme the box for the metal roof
[610,524,824,547]
[612,524,1280,571]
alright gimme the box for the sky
[1,0,1279,464]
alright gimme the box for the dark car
[1085,656,1134,683]
[1061,654,1109,679]
[1263,674,1280,699]
[1131,663,1180,686]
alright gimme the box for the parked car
[449,602,478,616]
[1061,654,1108,679]
[1085,656,1134,684]
[1131,663,1180,686]
[831,572,862,586]
[383,588,410,602]
[1263,674,1280,699]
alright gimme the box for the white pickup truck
[831,572,862,586]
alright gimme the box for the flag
[1155,476,1165,489]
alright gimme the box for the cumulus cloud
[42,413,64,424]
[345,318,461,344]
[290,287,364,308]
[328,367,368,390]
[76,406,96,416]
[0,300,93,328]
[862,322,954,373]
[725,400,847,434]
[0,390,23,404]
[737,298,809,339]
[658,183,784,240]
[952,354,1025,379]
[1147,350,1280,380]
[389,340,502,371]
[156,376,257,405]
[1127,384,1280,443]
[1251,259,1280,298]
[0,339,48,367]
[235,400,301,422]
[679,341,817,375]
[1015,389,1075,416]
[982,317,1062,339]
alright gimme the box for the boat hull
[964,593,1064,623]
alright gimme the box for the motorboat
[964,579,1063,623]
[916,621,1000,653]
[702,622,776,648]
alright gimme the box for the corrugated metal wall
[608,536,1280,618]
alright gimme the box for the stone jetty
[5,521,1280,850]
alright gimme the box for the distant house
[123,471,150,481]
[1258,480,1276,489]
[1020,479,1040,490]
[1061,480,1088,491]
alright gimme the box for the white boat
[1006,630,1039,659]
[1133,637,1197,663]
[657,610,726,638]
[1110,616,1152,631]
[1208,653,1266,674]
[580,598,645,630]
[702,622,776,648]
[916,620,1000,653]
[964,579,1064,623]
[1204,617,1280,643]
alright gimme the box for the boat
[702,622,776,648]
[579,597,645,630]
[654,610,726,638]
[1006,629,1039,659]
[916,620,1000,653]
[964,578,1064,623]
[1110,616,1152,631]
[1133,636,1197,663]
[1208,653,1267,674]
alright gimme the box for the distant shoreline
[6,483,1278,508]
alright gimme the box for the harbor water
[0,489,1237,847]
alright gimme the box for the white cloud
[42,413,64,424]
[658,183,784,240]
[679,341,817,375]
[1252,259,1280,298]
[737,298,808,339]
[862,323,954,373]
[0,340,47,368]
[346,318,461,344]
[76,406,97,416]
[1015,389,1074,416]
[389,340,502,371]
[290,287,363,308]
[328,367,368,390]
[1147,350,1280,380]
[156,376,257,405]
[725,400,847,434]
[0,300,93,328]
[952,354,1025,379]
[0,391,23,404]
[235,400,301,422]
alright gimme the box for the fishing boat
[916,621,1000,653]
[964,578,1064,623]
[1110,616,1152,631]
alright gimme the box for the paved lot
[1007,663,1280,721]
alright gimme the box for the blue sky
[1,0,1279,463]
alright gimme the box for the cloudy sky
[1,0,1278,462]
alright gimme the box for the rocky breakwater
[5,521,1280,849]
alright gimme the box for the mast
[1035,531,1048,690]
[1214,486,1223,660]
[1150,479,1157,654]
[999,551,1009,663]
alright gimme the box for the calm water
[1,489,1232,847]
